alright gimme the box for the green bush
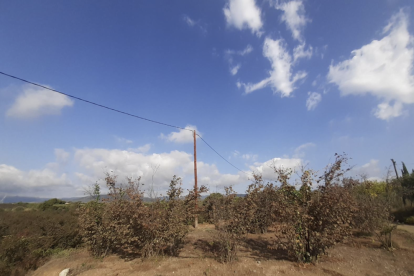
[38,198,66,211]
[13,206,25,212]
[392,206,414,223]
[0,208,81,275]
[405,216,414,225]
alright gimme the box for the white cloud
[6,85,74,119]
[239,44,254,56]
[74,148,193,188]
[306,92,322,111]
[249,157,302,180]
[239,37,307,96]
[226,45,254,57]
[274,0,308,42]
[352,159,382,181]
[114,136,133,144]
[137,144,151,153]
[0,164,73,197]
[242,154,258,161]
[293,43,312,63]
[232,150,240,157]
[0,148,74,197]
[0,144,309,197]
[230,64,241,75]
[328,10,414,120]
[54,149,70,164]
[127,144,152,153]
[160,125,200,144]
[223,0,263,36]
[374,101,404,120]
[182,15,207,33]
[183,15,196,26]
[225,45,253,75]
[293,142,315,158]
[74,147,247,194]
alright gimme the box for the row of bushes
[78,154,399,264]
[202,154,396,263]
[78,174,206,258]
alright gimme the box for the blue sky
[1,0,414,198]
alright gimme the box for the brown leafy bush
[184,183,208,227]
[244,174,278,234]
[202,193,224,223]
[270,154,356,262]
[212,186,253,263]
[79,174,193,259]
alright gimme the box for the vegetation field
[1,154,414,276]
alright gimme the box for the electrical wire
[0,70,249,176]
[197,134,248,176]
[0,71,191,131]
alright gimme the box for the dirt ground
[30,224,414,276]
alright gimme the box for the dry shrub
[212,186,252,263]
[202,193,224,223]
[271,154,356,263]
[244,174,278,234]
[350,179,396,249]
[79,174,192,258]
[184,184,208,226]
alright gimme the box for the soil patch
[30,224,414,276]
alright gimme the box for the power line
[197,134,248,175]
[0,71,191,131]
[0,70,248,176]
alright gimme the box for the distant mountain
[0,196,50,203]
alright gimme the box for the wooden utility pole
[193,130,198,228]
[391,159,399,180]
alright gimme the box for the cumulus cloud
[328,10,414,120]
[223,0,263,36]
[306,92,322,111]
[227,44,254,56]
[242,154,258,161]
[230,64,241,75]
[74,147,246,194]
[352,159,383,181]
[249,157,302,180]
[239,38,307,97]
[240,44,254,56]
[136,144,151,153]
[274,0,308,42]
[0,164,73,197]
[0,144,309,197]
[160,125,200,144]
[54,149,70,164]
[293,43,312,63]
[6,85,74,119]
